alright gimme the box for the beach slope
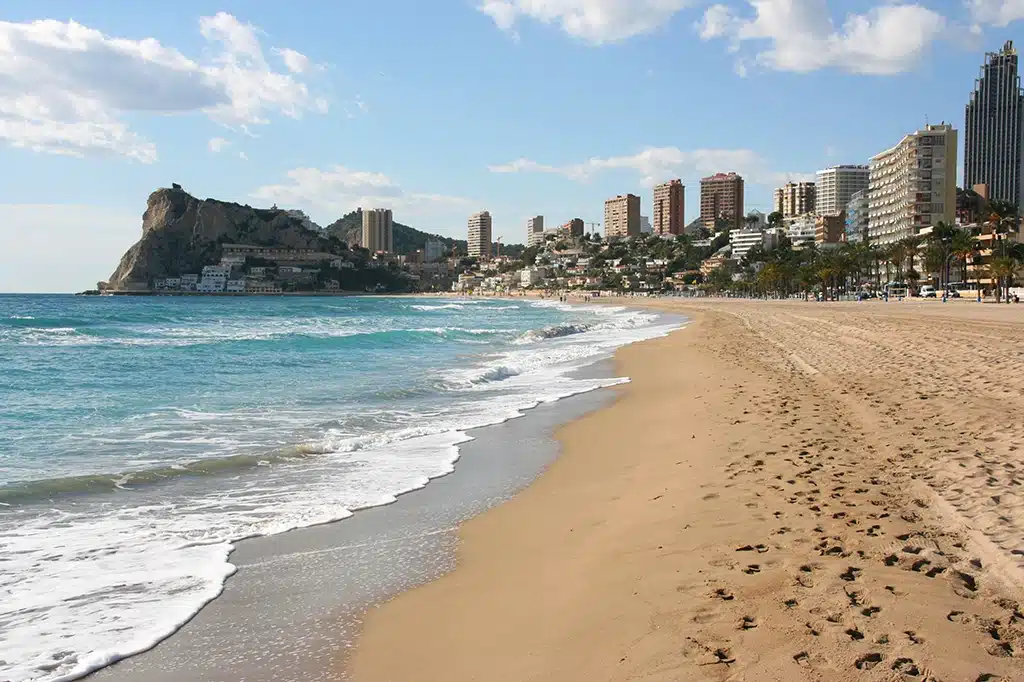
[348,301,1024,681]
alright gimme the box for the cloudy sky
[0,0,1021,291]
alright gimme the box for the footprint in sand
[891,657,921,676]
[855,653,884,670]
[740,615,757,630]
[743,564,761,575]
[840,566,863,582]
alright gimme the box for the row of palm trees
[723,202,1024,301]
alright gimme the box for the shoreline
[87,300,681,682]
[347,299,1024,681]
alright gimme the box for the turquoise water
[0,294,679,682]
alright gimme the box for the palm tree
[901,235,924,291]
[990,258,1015,303]
[949,230,979,296]
[886,242,906,282]
[798,264,817,301]
[927,221,957,287]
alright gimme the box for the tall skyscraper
[361,208,393,253]
[869,123,958,245]
[652,179,685,235]
[603,194,641,238]
[527,215,545,247]
[772,182,816,218]
[699,173,744,232]
[467,211,493,258]
[815,166,869,216]
[964,40,1024,207]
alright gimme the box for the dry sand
[347,299,1024,681]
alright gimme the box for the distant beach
[349,298,1024,682]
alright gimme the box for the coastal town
[102,41,1024,303]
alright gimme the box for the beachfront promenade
[349,299,1024,681]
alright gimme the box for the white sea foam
[409,303,465,311]
[0,299,684,682]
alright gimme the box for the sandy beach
[348,299,1024,681]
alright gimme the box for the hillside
[105,185,346,289]
[324,211,525,258]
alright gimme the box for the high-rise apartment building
[772,182,816,218]
[424,238,445,263]
[563,218,585,238]
[868,123,958,245]
[467,211,493,258]
[652,179,685,235]
[699,173,744,232]
[361,208,393,253]
[815,166,870,216]
[845,189,869,243]
[527,215,545,247]
[603,194,641,239]
[964,40,1024,207]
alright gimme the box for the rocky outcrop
[105,186,337,289]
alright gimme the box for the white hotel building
[868,123,957,245]
[729,226,767,261]
[815,165,870,216]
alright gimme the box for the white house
[520,266,548,288]
[246,280,282,294]
[198,278,226,293]
[225,279,246,293]
[180,274,199,291]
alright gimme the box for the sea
[0,294,680,682]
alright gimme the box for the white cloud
[697,0,947,74]
[251,165,473,224]
[489,146,812,186]
[208,137,230,153]
[0,204,140,292]
[968,0,1024,25]
[0,13,325,162]
[478,0,692,43]
[238,151,249,161]
[274,47,310,74]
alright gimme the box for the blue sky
[1,0,1022,291]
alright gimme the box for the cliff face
[106,186,334,289]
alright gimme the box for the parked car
[919,285,937,298]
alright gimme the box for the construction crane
[586,222,601,237]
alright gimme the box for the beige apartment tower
[467,211,493,258]
[603,194,641,239]
[868,123,958,245]
[772,182,816,218]
[361,208,393,253]
[652,179,685,235]
[527,215,545,247]
[700,173,744,232]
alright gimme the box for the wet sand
[90,375,615,682]
[349,299,1024,681]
